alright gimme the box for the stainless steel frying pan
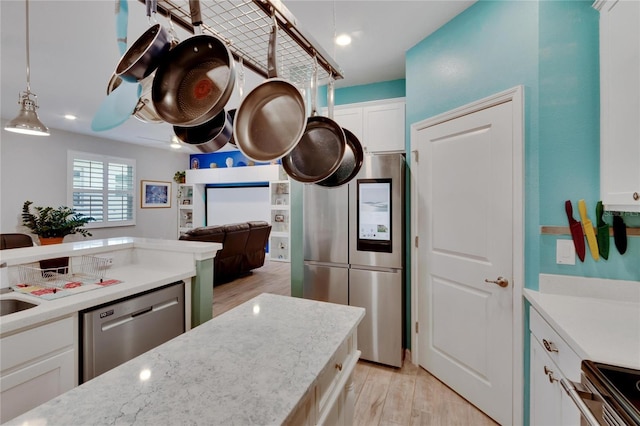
[233,18,307,162]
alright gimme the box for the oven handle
[560,378,601,426]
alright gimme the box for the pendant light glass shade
[4,0,49,136]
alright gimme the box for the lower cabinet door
[530,337,562,426]
[0,349,75,423]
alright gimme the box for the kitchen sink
[0,299,38,316]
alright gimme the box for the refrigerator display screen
[357,178,392,253]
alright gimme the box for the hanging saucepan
[173,109,232,153]
[233,16,307,162]
[151,1,235,127]
[109,13,180,124]
[316,77,363,187]
[107,72,163,124]
[282,59,345,183]
[116,0,171,83]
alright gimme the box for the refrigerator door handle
[304,260,349,269]
[350,264,401,274]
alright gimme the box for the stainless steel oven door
[561,373,639,426]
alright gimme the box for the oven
[561,360,640,426]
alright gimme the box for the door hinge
[415,236,419,248]
[415,321,419,334]
[412,149,419,163]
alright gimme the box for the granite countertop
[524,274,640,370]
[6,293,365,426]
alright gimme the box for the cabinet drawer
[316,334,354,413]
[529,307,580,380]
[1,316,75,373]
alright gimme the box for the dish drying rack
[18,256,109,290]
[140,0,344,88]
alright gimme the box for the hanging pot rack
[139,0,344,88]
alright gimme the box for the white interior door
[414,95,520,425]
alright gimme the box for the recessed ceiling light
[170,136,182,149]
[335,34,352,47]
[64,114,77,120]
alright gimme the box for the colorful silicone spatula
[613,213,628,255]
[565,200,586,262]
[595,201,610,260]
[578,199,599,261]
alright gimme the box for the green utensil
[595,201,610,260]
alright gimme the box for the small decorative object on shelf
[269,179,290,262]
[173,171,186,184]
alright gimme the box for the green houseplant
[21,201,95,243]
[173,171,186,184]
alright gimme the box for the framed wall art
[141,180,171,208]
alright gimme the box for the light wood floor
[212,259,498,426]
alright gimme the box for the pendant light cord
[25,0,32,94]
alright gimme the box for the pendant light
[4,0,50,136]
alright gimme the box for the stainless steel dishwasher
[81,281,185,382]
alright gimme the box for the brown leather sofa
[179,221,271,285]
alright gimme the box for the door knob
[484,276,509,287]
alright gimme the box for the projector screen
[206,185,270,226]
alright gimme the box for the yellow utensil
[578,199,599,261]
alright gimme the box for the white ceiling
[0,0,474,152]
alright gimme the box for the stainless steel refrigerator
[303,153,404,367]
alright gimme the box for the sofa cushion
[185,225,225,237]
[0,234,34,250]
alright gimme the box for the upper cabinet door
[595,0,640,212]
[363,102,406,153]
[332,107,364,142]
[329,99,406,154]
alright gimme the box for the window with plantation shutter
[68,151,136,228]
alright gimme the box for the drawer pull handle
[543,339,558,353]
[634,192,639,201]
[335,363,343,371]
[544,366,558,383]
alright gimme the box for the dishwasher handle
[131,306,153,318]
[560,378,601,426]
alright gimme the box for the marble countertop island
[6,293,365,425]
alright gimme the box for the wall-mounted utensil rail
[139,0,343,87]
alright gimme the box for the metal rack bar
[141,0,343,88]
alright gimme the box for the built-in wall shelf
[540,226,640,237]
[186,164,280,184]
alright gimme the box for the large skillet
[233,18,307,162]
[151,1,235,127]
[282,64,346,183]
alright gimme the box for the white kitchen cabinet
[329,98,406,154]
[0,316,76,423]
[529,307,581,426]
[593,0,640,212]
[287,330,360,426]
[269,180,291,262]
[177,183,204,237]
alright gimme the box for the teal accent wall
[407,1,638,425]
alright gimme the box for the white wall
[0,122,190,242]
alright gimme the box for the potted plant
[21,201,95,245]
[173,171,186,184]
